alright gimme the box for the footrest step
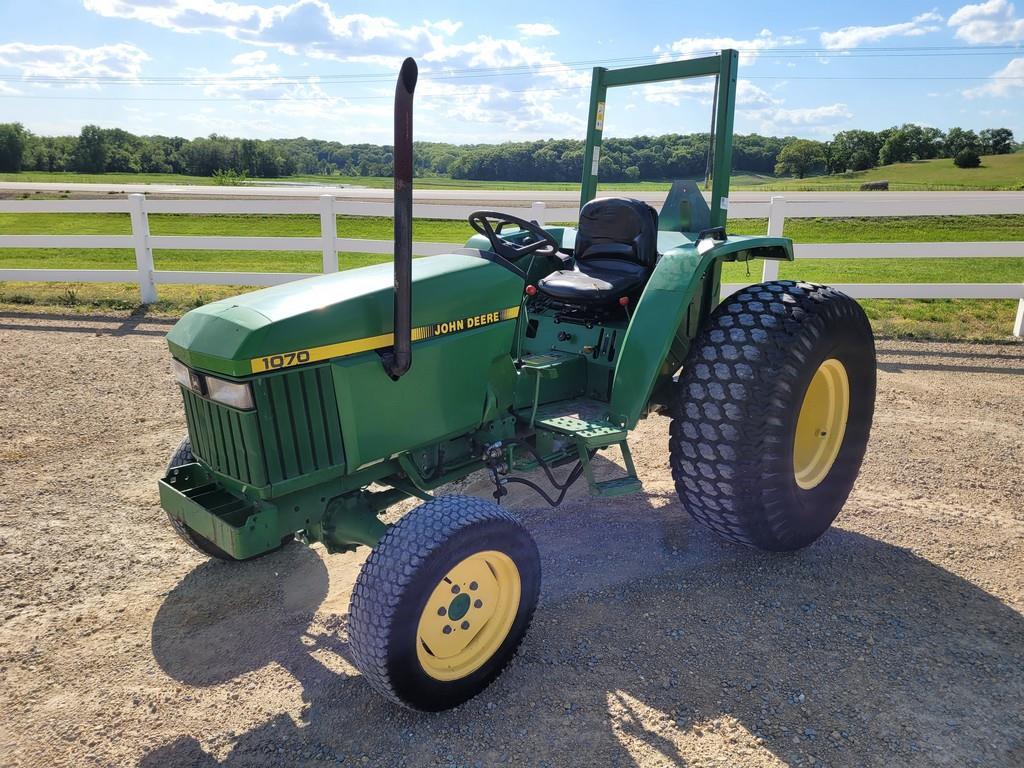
[536,414,627,448]
[519,351,581,377]
[593,476,643,498]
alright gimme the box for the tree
[916,126,946,159]
[954,148,981,168]
[878,124,946,165]
[72,125,107,172]
[943,127,979,158]
[979,128,1014,155]
[878,130,914,166]
[774,139,826,179]
[827,130,883,173]
[0,122,28,172]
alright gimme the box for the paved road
[2,180,1024,215]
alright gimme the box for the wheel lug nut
[451,585,460,594]
[474,599,483,609]
[469,581,478,591]
[437,607,446,616]
[443,626,453,635]
[461,621,470,630]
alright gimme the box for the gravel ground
[0,310,1022,768]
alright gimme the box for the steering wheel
[468,211,561,261]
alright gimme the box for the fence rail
[0,192,1021,336]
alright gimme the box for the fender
[607,233,794,428]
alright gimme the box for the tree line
[0,122,1016,181]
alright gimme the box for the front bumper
[159,462,284,560]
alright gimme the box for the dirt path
[1,311,1022,768]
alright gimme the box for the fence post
[1014,296,1024,338]
[320,194,337,273]
[761,195,785,283]
[128,193,157,303]
[531,201,546,226]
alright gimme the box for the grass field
[0,170,775,192]
[750,151,1024,192]
[2,153,1021,192]
[1,211,1021,340]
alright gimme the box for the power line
[0,44,1021,86]
[1,73,1021,103]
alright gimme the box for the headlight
[171,358,254,410]
[171,358,192,388]
[204,376,255,410]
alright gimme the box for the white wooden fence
[0,192,1021,336]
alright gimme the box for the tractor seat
[538,197,659,306]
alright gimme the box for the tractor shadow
[150,543,352,694]
[142,489,1024,768]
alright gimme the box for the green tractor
[159,51,875,711]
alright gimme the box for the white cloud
[948,0,1024,42]
[425,37,589,88]
[516,23,559,37]
[641,79,780,107]
[743,103,853,135]
[190,57,287,98]
[84,0,463,64]
[963,56,1024,96]
[820,12,943,49]
[0,42,149,81]
[655,30,804,65]
[231,50,268,67]
[83,0,587,114]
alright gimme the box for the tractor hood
[166,252,524,377]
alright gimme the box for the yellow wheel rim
[793,358,850,490]
[415,550,521,682]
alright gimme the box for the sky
[0,0,1022,144]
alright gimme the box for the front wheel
[669,281,876,551]
[348,496,540,711]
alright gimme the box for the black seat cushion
[538,197,659,305]
[575,197,659,267]
[538,259,648,305]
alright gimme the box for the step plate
[519,351,574,371]
[593,476,643,498]
[532,399,627,449]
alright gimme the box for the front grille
[181,364,344,488]
[251,365,345,483]
[182,388,268,486]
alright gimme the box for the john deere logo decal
[251,305,520,373]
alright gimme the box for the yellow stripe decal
[250,304,521,373]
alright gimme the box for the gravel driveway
[1,310,1022,768]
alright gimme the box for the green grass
[3,155,1020,191]
[749,152,1024,192]
[0,171,226,186]
[0,170,779,192]
[1,212,1021,340]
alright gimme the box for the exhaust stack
[384,56,417,379]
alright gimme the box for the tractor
[159,50,876,711]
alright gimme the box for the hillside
[754,152,1024,191]
[0,154,1018,193]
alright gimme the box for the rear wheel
[669,281,876,551]
[348,495,540,711]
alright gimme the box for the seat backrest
[575,197,659,268]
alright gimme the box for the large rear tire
[348,495,540,711]
[669,281,876,551]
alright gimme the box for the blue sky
[0,0,1022,144]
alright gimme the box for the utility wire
[0,74,1021,103]
[0,44,1021,86]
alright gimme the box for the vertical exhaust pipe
[384,57,417,379]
